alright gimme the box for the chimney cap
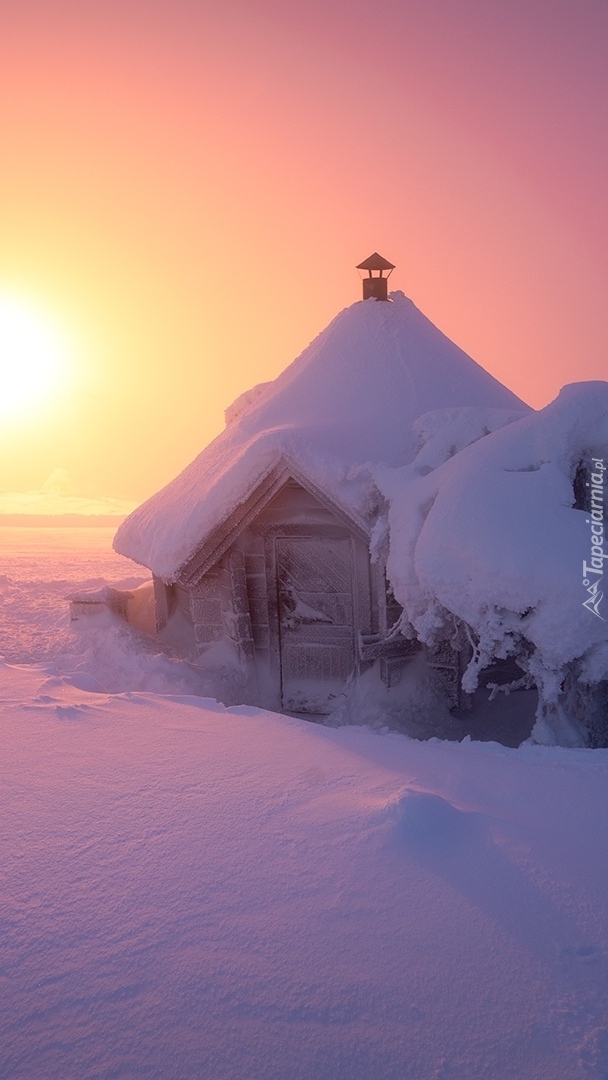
[355,252,395,273]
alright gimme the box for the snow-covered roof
[114,291,529,580]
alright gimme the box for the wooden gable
[175,457,370,589]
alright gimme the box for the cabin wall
[187,557,254,667]
[241,537,271,670]
[179,480,378,711]
[189,572,224,650]
[174,582,193,620]
[154,479,419,710]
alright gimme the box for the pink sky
[0,0,606,501]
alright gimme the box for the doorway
[275,536,356,713]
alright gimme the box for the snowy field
[2,527,608,1079]
[0,527,206,695]
[0,527,143,665]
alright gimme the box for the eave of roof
[176,454,371,586]
[355,252,396,271]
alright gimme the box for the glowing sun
[0,295,70,422]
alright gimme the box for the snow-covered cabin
[115,268,529,715]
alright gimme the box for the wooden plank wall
[183,481,377,707]
[189,571,224,652]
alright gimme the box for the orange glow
[0,295,72,424]
[0,1,606,501]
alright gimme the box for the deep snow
[2,527,608,1079]
[2,661,608,1080]
[374,382,608,746]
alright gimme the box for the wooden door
[275,536,355,713]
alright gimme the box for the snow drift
[2,658,608,1080]
[373,381,608,747]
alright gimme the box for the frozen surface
[2,659,608,1080]
[0,527,146,667]
[0,527,223,697]
[115,293,528,580]
[1,527,608,1079]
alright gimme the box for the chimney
[355,252,395,301]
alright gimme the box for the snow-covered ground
[2,527,608,1079]
[0,526,146,669]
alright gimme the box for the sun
[0,295,70,422]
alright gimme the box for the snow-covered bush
[373,383,608,747]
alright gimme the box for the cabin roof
[114,291,530,581]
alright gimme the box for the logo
[582,457,606,621]
[582,577,604,620]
